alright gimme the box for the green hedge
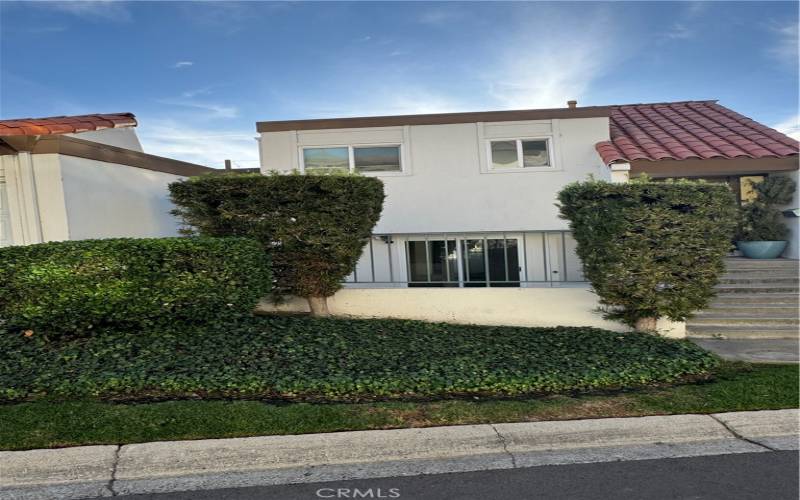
[0,316,718,402]
[168,173,385,307]
[558,179,737,327]
[0,237,271,339]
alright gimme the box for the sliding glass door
[461,238,520,287]
[407,239,459,287]
[406,236,521,287]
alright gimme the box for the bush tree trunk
[635,316,657,332]
[308,296,331,317]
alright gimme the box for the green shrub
[0,237,270,339]
[168,173,385,315]
[737,175,796,241]
[558,178,737,329]
[0,316,718,402]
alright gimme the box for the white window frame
[485,136,554,173]
[299,143,405,176]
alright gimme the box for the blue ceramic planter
[736,240,788,259]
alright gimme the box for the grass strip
[1,362,795,451]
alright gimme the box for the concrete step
[723,270,799,276]
[725,257,799,264]
[722,268,799,276]
[687,324,800,340]
[724,262,800,271]
[698,305,800,316]
[715,284,799,294]
[688,316,799,326]
[718,277,799,285]
[710,293,799,306]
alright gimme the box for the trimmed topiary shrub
[0,237,270,339]
[737,175,796,242]
[558,178,737,330]
[168,172,385,316]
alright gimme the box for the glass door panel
[462,239,487,287]
[407,240,457,287]
[461,238,520,287]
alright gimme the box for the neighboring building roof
[595,101,799,165]
[256,106,612,132]
[0,113,137,137]
[23,135,213,176]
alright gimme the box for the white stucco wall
[58,155,184,239]
[256,288,686,338]
[775,170,800,259]
[0,158,10,247]
[30,154,70,242]
[65,128,144,152]
[260,117,611,233]
[0,153,69,246]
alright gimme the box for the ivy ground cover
[0,316,718,402]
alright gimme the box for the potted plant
[736,176,796,259]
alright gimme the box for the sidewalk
[691,338,799,364]
[1,409,798,500]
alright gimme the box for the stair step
[725,264,799,271]
[724,267,799,272]
[687,324,800,340]
[726,261,799,264]
[722,268,799,275]
[725,260,799,265]
[711,292,799,303]
[718,277,799,285]
[715,284,799,294]
[688,316,799,326]
[698,305,799,316]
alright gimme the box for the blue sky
[1,1,797,167]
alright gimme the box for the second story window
[303,147,349,174]
[489,138,551,170]
[353,146,401,172]
[302,145,402,174]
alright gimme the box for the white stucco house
[257,100,799,333]
[0,113,213,247]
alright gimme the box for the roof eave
[257,106,613,133]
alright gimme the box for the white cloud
[181,87,213,99]
[684,2,709,18]
[157,99,238,119]
[772,115,800,141]
[43,1,131,22]
[136,118,258,168]
[271,6,623,116]
[173,61,194,69]
[663,23,693,40]
[377,90,467,115]
[766,21,799,68]
[418,8,463,26]
[483,7,619,109]
[270,86,469,119]
[25,26,68,34]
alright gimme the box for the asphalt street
[117,450,798,500]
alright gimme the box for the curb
[1,409,798,499]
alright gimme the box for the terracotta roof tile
[0,113,137,137]
[596,101,799,165]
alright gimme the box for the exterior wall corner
[609,162,631,183]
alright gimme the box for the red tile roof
[595,101,799,165]
[0,113,137,137]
